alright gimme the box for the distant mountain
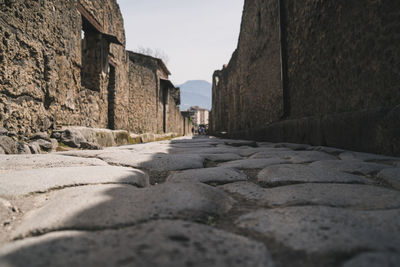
[178,80,212,110]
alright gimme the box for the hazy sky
[117,0,244,85]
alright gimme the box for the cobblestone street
[0,136,399,267]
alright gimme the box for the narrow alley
[0,137,399,267]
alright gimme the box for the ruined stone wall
[211,0,283,134]
[127,53,159,134]
[284,0,400,117]
[166,90,184,135]
[211,0,400,155]
[0,0,126,136]
[127,52,186,136]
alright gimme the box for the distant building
[190,106,209,126]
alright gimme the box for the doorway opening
[107,64,116,130]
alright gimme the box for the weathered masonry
[211,0,400,156]
[127,52,190,135]
[0,0,189,137]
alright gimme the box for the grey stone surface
[13,182,233,238]
[236,206,400,254]
[0,220,273,267]
[273,142,311,150]
[308,146,346,155]
[250,150,337,163]
[220,182,400,209]
[16,142,31,155]
[339,151,398,162]
[0,154,108,173]
[28,142,41,154]
[220,158,289,169]
[342,252,400,267]
[0,136,17,154]
[0,128,8,136]
[34,139,53,152]
[98,152,205,171]
[167,167,248,184]
[203,153,242,162]
[30,132,51,142]
[0,147,4,154]
[258,164,370,185]
[57,128,86,148]
[377,168,400,189]
[310,159,391,175]
[0,166,149,197]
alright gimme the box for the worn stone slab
[307,146,346,155]
[377,168,400,189]
[273,142,311,150]
[258,164,370,185]
[1,220,273,267]
[220,158,289,169]
[250,150,337,163]
[0,166,149,197]
[13,183,234,239]
[310,159,391,175]
[220,182,400,209]
[342,252,400,267]
[0,154,108,173]
[236,206,400,254]
[202,153,242,162]
[339,151,399,162]
[98,152,205,171]
[167,167,248,184]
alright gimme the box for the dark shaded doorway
[107,65,116,130]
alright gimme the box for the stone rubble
[0,136,399,267]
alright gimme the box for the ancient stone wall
[0,0,127,136]
[211,0,400,155]
[127,52,186,136]
[127,52,160,134]
[0,0,187,143]
[284,0,400,117]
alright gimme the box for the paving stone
[307,146,346,155]
[258,164,370,185]
[377,168,400,189]
[98,152,205,171]
[12,182,234,239]
[310,159,391,175]
[167,167,248,184]
[236,206,400,254]
[220,182,400,209]
[202,153,242,162]
[220,158,289,169]
[0,166,149,197]
[273,142,311,150]
[250,150,337,163]
[342,252,400,267]
[0,220,273,267]
[225,140,258,147]
[339,151,399,162]
[0,154,108,173]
